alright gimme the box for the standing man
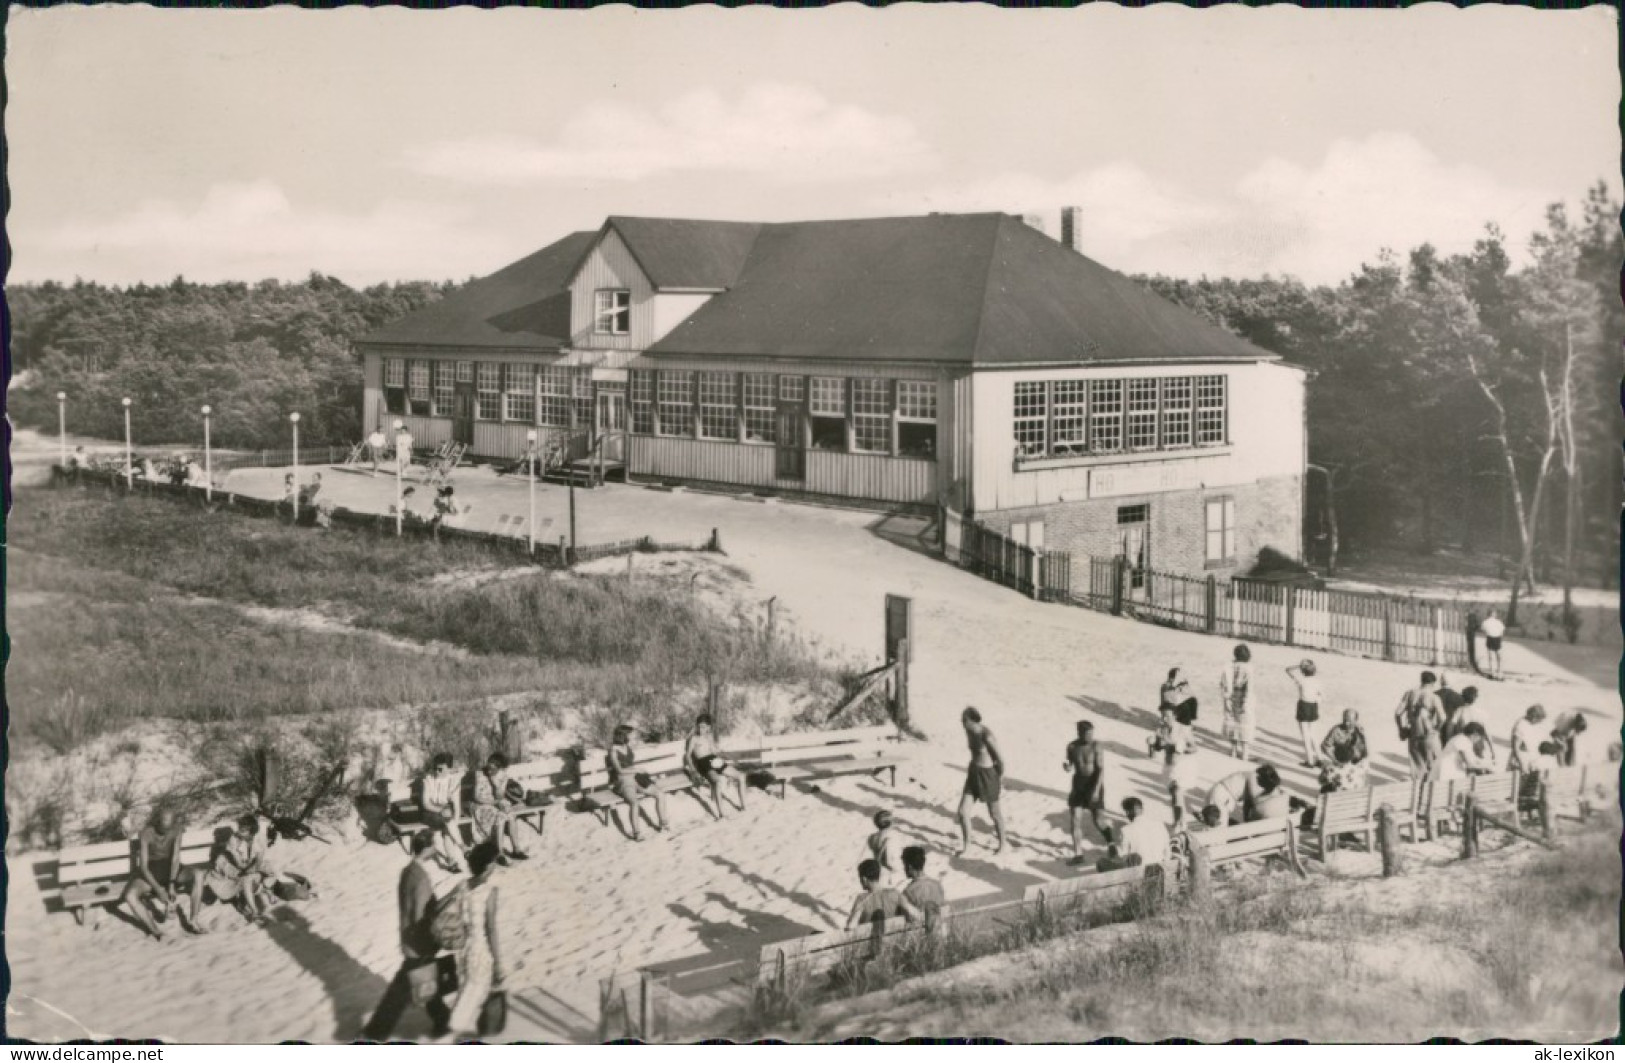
[1395,671,1445,779]
[361,832,451,1042]
[1479,609,1507,680]
[1064,720,1108,863]
[367,425,388,475]
[956,707,1011,857]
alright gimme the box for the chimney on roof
[1020,213,1047,236]
[1060,206,1083,253]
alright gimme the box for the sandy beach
[8,459,1619,1043]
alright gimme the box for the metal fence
[1074,554,1471,668]
[942,509,1071,602]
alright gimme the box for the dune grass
[751,831,1622,1042]
[9,487,847,753]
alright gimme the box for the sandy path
[9,473,1617,1043]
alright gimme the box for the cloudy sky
[7,4,1617,287]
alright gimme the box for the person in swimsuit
[1160,668,1199,752]
[844,858,922,930]
[864,810,901,886]
[956,707,1011,856]
[1064,720,1108,863]
[118,807,201,941]
[900,846,947,934]
[608,724,667,841]
[684,713,746,818]
[1480,609,1506,680]
[1287,659,1323,767]
[1220,644,1255,762]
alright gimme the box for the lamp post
[201,405,213,502]
[56,391,67,468]
[393,419,405,537]
[289,412,301,524]
[526,429,538,556]
[121,397,133,489]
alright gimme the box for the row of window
[630,371,938,457]
[1013,375,1227,458]
[383,359,590,428]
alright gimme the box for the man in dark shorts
[118,808,200,941]
[956,707,1011,857]
[1063,720,1108,863]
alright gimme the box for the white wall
[569,228,655,351]
[968,361,1307,513]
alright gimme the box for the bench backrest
[756,915,921,986]
[57,826,224,888]
[578,740,691,792]
[505,756,573,796]
[1020,862,1158,910]
[1542,764,1586,800]
[757,725,901,768]
[1468,771,1517,807]
[1194,816,1295,867]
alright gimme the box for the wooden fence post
[1029,547,1042,601]
[765,597,777,644]
[1538,781,1555,842]
[1187,841,1211,900]
[1461,796,1478,859]
[1376,804,1403,877]
[893,636,911,730]
[1382,600,1395,662]
[1431,604,1444,666]
[1285,586,1297,645]
[1205,575,1217,633]
[1111,556,1126,616]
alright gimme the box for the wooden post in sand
[1376,803,1404,877]
[1538,781,1555,842]
[1461,796,1479,859]
[884,595,913,731]
[1187,839,1211,900]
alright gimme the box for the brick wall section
[978,472,1302,579]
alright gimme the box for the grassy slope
[8,488,843,751]
[778,830,1622,1043]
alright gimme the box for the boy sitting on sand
[844,859,922,930]
[900,846,946,934]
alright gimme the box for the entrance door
[1116,504,1149,594]
[595,389,627,462]
[452,383,476,446]
[775,402,805,480]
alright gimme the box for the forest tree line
[9,184,1620,596]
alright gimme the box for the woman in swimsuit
[684,714,746,818]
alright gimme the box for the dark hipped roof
[359,213,1280,365]
[650,214,1279,365]
[357,230,597,350]
[608,216,761,290]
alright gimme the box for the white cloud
[404,83,936,185]
[26,181,510,284]
[884,133,1580,284]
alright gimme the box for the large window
[1088,380,1123,453]
[432,361,455,417]
[1014,382,1047,457]
[456,360,474,384]
[573,370,593,430]
[851,379,891,454]
[1161,377,1192,449]
[1051,381,1088,454]
[384,358,407,415]
[1126,378,1159,451]
[476,362,502,421]
[809,377,846,450]
[1205,497,1235,564]
[595,290,631,335]
[897,380,937,459]
[657,371,693,437]
[1196,375,1227,445]
[505,364,535,424]
[779,376,805,403]
[1010,374,1227,459]
[698,372,738,441]
[408,360,432,417]
[630,370,655,436]
[743,374,776,444]
[538,367,572,428]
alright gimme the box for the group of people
[366,424,414,476]
[117,809,305,942]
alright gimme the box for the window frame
[850,378,892,455]
[657,370,695,438]
[697,371,739,442]
[594,289,632,336]
[475,362,502,422]
[1204,496,1236,566]
[504,363,536,424]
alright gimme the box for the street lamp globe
[56,391,66,401]
[201,405,211,415]
[289,412,300,423]
[122,397,132,407]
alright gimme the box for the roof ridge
[966,214,1011,365]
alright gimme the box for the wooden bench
[499,755,573,838]
[1540,763,1615,822]
[1315,780,1417,855]
[742,725,907,800]
[388,760,567,849]
[576,741,701,827]
[1414,770,1519,842]
[754,915,925,991]
[52,825,226,928]
[1020,862,1169,917]
[1191,816,1306,878]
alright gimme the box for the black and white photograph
[5,3,1621,1046]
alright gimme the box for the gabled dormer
[567,217,760,351]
